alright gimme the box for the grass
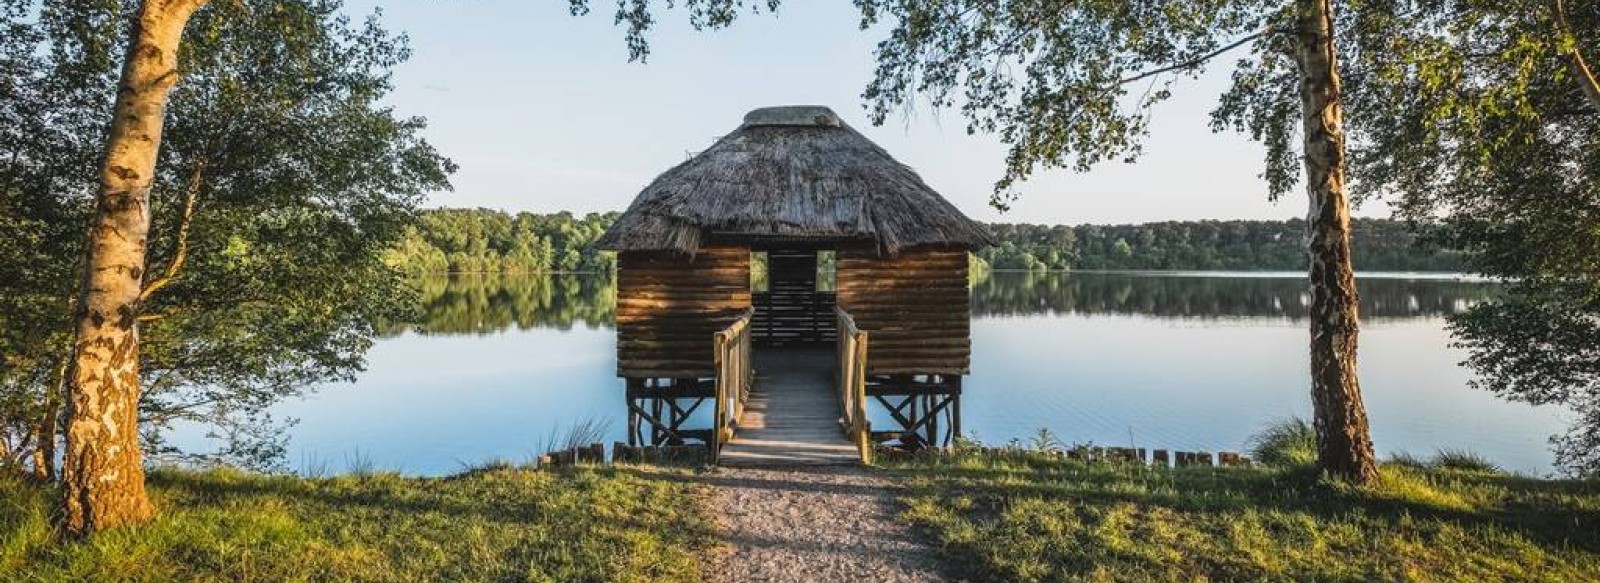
[887,450,1600,582]
[0,464,714,582]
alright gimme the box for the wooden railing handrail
[835,307,872,465]
[710,309,754,463]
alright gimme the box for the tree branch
[1555,0,1600,111]
[1116,28,1278,87]
[141,160,204,302]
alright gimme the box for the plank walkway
[720,348,861,467]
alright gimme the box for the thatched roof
[597,106,997,254]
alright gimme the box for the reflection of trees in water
[385,272,1499,335]
[972,272,1499,320]
[377,273,618,335]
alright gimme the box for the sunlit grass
[0,465,712,582]
[889,450,1600,582]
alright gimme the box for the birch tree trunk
[1554,0,1600,111]
[1293,0,1379,484]
[61,0,206,537]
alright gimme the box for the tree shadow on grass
[147,466,706,537]
[888,456,1600,581]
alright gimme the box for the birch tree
[854,0,1380,482]
[61,0,211,536]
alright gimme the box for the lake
[229,271,1566,476]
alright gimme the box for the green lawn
[889,451,1600,582]
[0,465,713,583]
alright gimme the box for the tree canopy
[0,0,452,471]
[1337,0,1599,475]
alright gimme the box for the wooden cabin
[597,106,995,455]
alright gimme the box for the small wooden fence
[836,307,872,464]
[709,310,753,463]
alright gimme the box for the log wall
[835,247,971,375]
[617,247,751,378]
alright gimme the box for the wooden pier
[718,349,859,466]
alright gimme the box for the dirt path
[696,466,953,582]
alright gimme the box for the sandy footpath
[695,466,954,582]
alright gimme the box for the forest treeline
[382,209,618,274]
[385,209,1465,274]
[981,219,1465,271]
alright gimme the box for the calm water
[226,271,1566,476]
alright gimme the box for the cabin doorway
[750,248,837,346]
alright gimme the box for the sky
[346,1,1393,225]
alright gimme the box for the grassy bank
[890,451,1600,582]
[0,465,712,582]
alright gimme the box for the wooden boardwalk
[719,348,861,467]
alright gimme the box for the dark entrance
[751,248,836,346]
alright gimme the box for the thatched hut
[598,105,994,449]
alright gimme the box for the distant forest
[382,209,619,275]
[981,219,1465,272]
[385,209,1465,274]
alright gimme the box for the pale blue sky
[348,1,1390,224]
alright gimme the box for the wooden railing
[835,307,872,464]
[710,310,753,463]
[752,291,837,345]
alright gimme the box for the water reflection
[376,273,617,336]
[389,271,1498,335]
[972,271,1495,320]
[249,271,1558,476]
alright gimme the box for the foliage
[981,218,1465,272]
[889,450,1600,582]
[855,0,1277,208]
[0,466,713,581]
[567,0,781,63]
[380,209,617,275]
[1335,1,1600,476]
[1246,417,1317,467]
[0,0,452,470]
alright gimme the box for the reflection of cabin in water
[596,106,995,464]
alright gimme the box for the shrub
[1027,428,1066,453]
[1247,417,1317,467]
[1431,448,1502,473]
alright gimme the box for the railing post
[835,307,873,465]
[712,330,727,463]
[836,309,851,433]
[853,329,871,465]
[709,309,753,465]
